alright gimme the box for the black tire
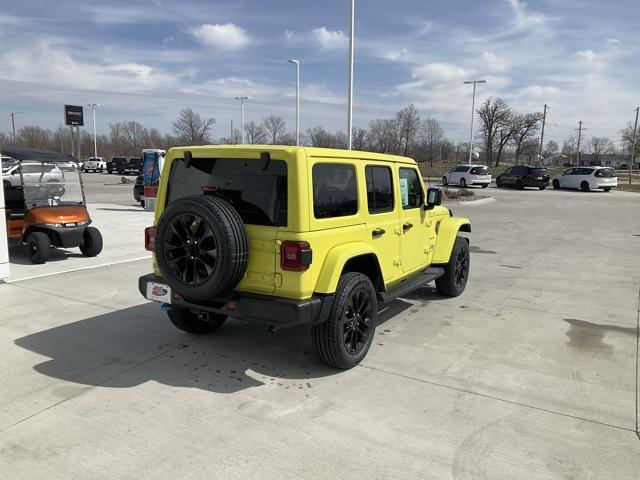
[460,178,467,188]
[552,179,560,190]
[539,185,546,190]
[27,232,50,264]
[312,272,377,369]
[580,181,590,192]
[435,237,470,297]
[107,169,113,174]
[80,226,103,257]
[99,167,104,173]
[516,179,524,190]
[3,180,10,188]
[442,176,448,186]
[481,183,488,188]
[168,306,226,334]
[602,187,611,192]
[496,177,503,188]
[140,199,145,208]
[155,195,248,302]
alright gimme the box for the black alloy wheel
[164,213,218,286]
[453,245,469,288]
[342,288,374,356]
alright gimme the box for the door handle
[372,228,386,238]
[402,222,413,232]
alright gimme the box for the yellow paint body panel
[152,145,470,300]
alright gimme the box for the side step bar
[378,266,445,303]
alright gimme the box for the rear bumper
[523,178,549,187]
[138,273,335,327]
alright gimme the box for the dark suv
[107,157,127,174]
[496,165,550,190]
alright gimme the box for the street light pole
[10,112,24,145]
[87,103,100,158]
[630,107,639,185]
[347,0,355,150]
[288,59,300,146]
[234,96,250,144]
[463,80,486,163]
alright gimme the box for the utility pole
[463,80,486,163]
[346,0,355,150]
[630,107,639,185]
[538,104,548,166]
[288,59,300,146]
[10,112,24,145]
[230,119,234,143]
[575,121,586,166]
[87,103,100,159]
[234,96,249,144]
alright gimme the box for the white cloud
[509,0,551,32]
[412,62,468,83]
[191,23,249,51]
[311,27,347,50]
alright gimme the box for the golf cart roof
[0,147,78,163]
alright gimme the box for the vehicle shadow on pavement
[14,299,412,394]
[96,207,146,212]
[9,246,84,265]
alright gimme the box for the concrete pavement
[0,187,639,479]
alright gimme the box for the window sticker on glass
[400,177,409,206]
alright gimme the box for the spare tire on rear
[155,194,248,301]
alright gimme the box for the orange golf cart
[1,147,103,264]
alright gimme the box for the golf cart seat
[4,186,26,220]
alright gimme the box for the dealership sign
[64,105,84,126]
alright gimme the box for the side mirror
[424,187,442,210]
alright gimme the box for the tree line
[1,103,636,166]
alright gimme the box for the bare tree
[366,118,400,153]
[396,104,420,156]
[417,118,444,165]
[352,127,367,151]
[306,127,332,147]
[123,121,148,156]
[477,98,512,166]
[262,115,287,144]
[544,140,559,158]
[589,137,615,162]
[173,108,215,145]
[17,126,51,149]
[244,121,267,144]
[511,112,542,164]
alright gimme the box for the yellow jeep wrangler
[139,145,471,369]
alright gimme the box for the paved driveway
[1,188,639,479]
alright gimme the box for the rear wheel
[80,226,103,257]
[460,178,467,188]
[168,306,226,334]
[539,185,546,190]
[481,183,488,188]
[435,237,470,297]
[516,179,524,190]
[552,179,560,189]
[99,166,104,173]
[602,187,611,192]
[580,181,590,192]
[27,232,50,264]
[312,272,377,369]
[496,178,503,188]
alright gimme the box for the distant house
[579,153,629,168]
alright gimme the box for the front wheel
[442,176,448,186]
[460,178,467,188]
[552,179,560,189]
[435,237,470,297]
[481,183,488,188]
[99,167,104,173]
[496,178,503,188]
[80,226,103,257]
[168,306,226,334]
[312,272,377,369]
[27,232,50,264]
[516,179,524,190]
[539,185,546,190]
[580,181,590,192]
[602,187,611,192]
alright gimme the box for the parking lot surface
[1,187,639,479]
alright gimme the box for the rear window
[595,168,615,178]
[528,168,548,175]
[313,163,358,219]
[470,166,489,175]
[167,157,288,227]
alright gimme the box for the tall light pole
[347,0,355,150]
[463,80,486,163]
[10,112,24,145]
[234,96,249,144]
[87,103,100,158]
[629,107,638,185]
[288,59,300,146]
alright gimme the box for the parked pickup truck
[83,157,106,173]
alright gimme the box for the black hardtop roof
[0,146,78,163]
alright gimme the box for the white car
[442,164,491,188]
[551,166,617,192]
[2,161,64,188]
[83,157,106,173]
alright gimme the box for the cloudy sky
[0,0,638,144]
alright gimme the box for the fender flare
[432,217,471,264]
[314,242,379,294]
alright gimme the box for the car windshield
[20,161,84,208]
[595,167,615,178]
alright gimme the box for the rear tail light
[145,226,157,252]
[280,241,312,271]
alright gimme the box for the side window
[365,165,394,214]
[503,168,512,175]
[313,163,358,219]
[456,166,467,172]
[399,168,423,209]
